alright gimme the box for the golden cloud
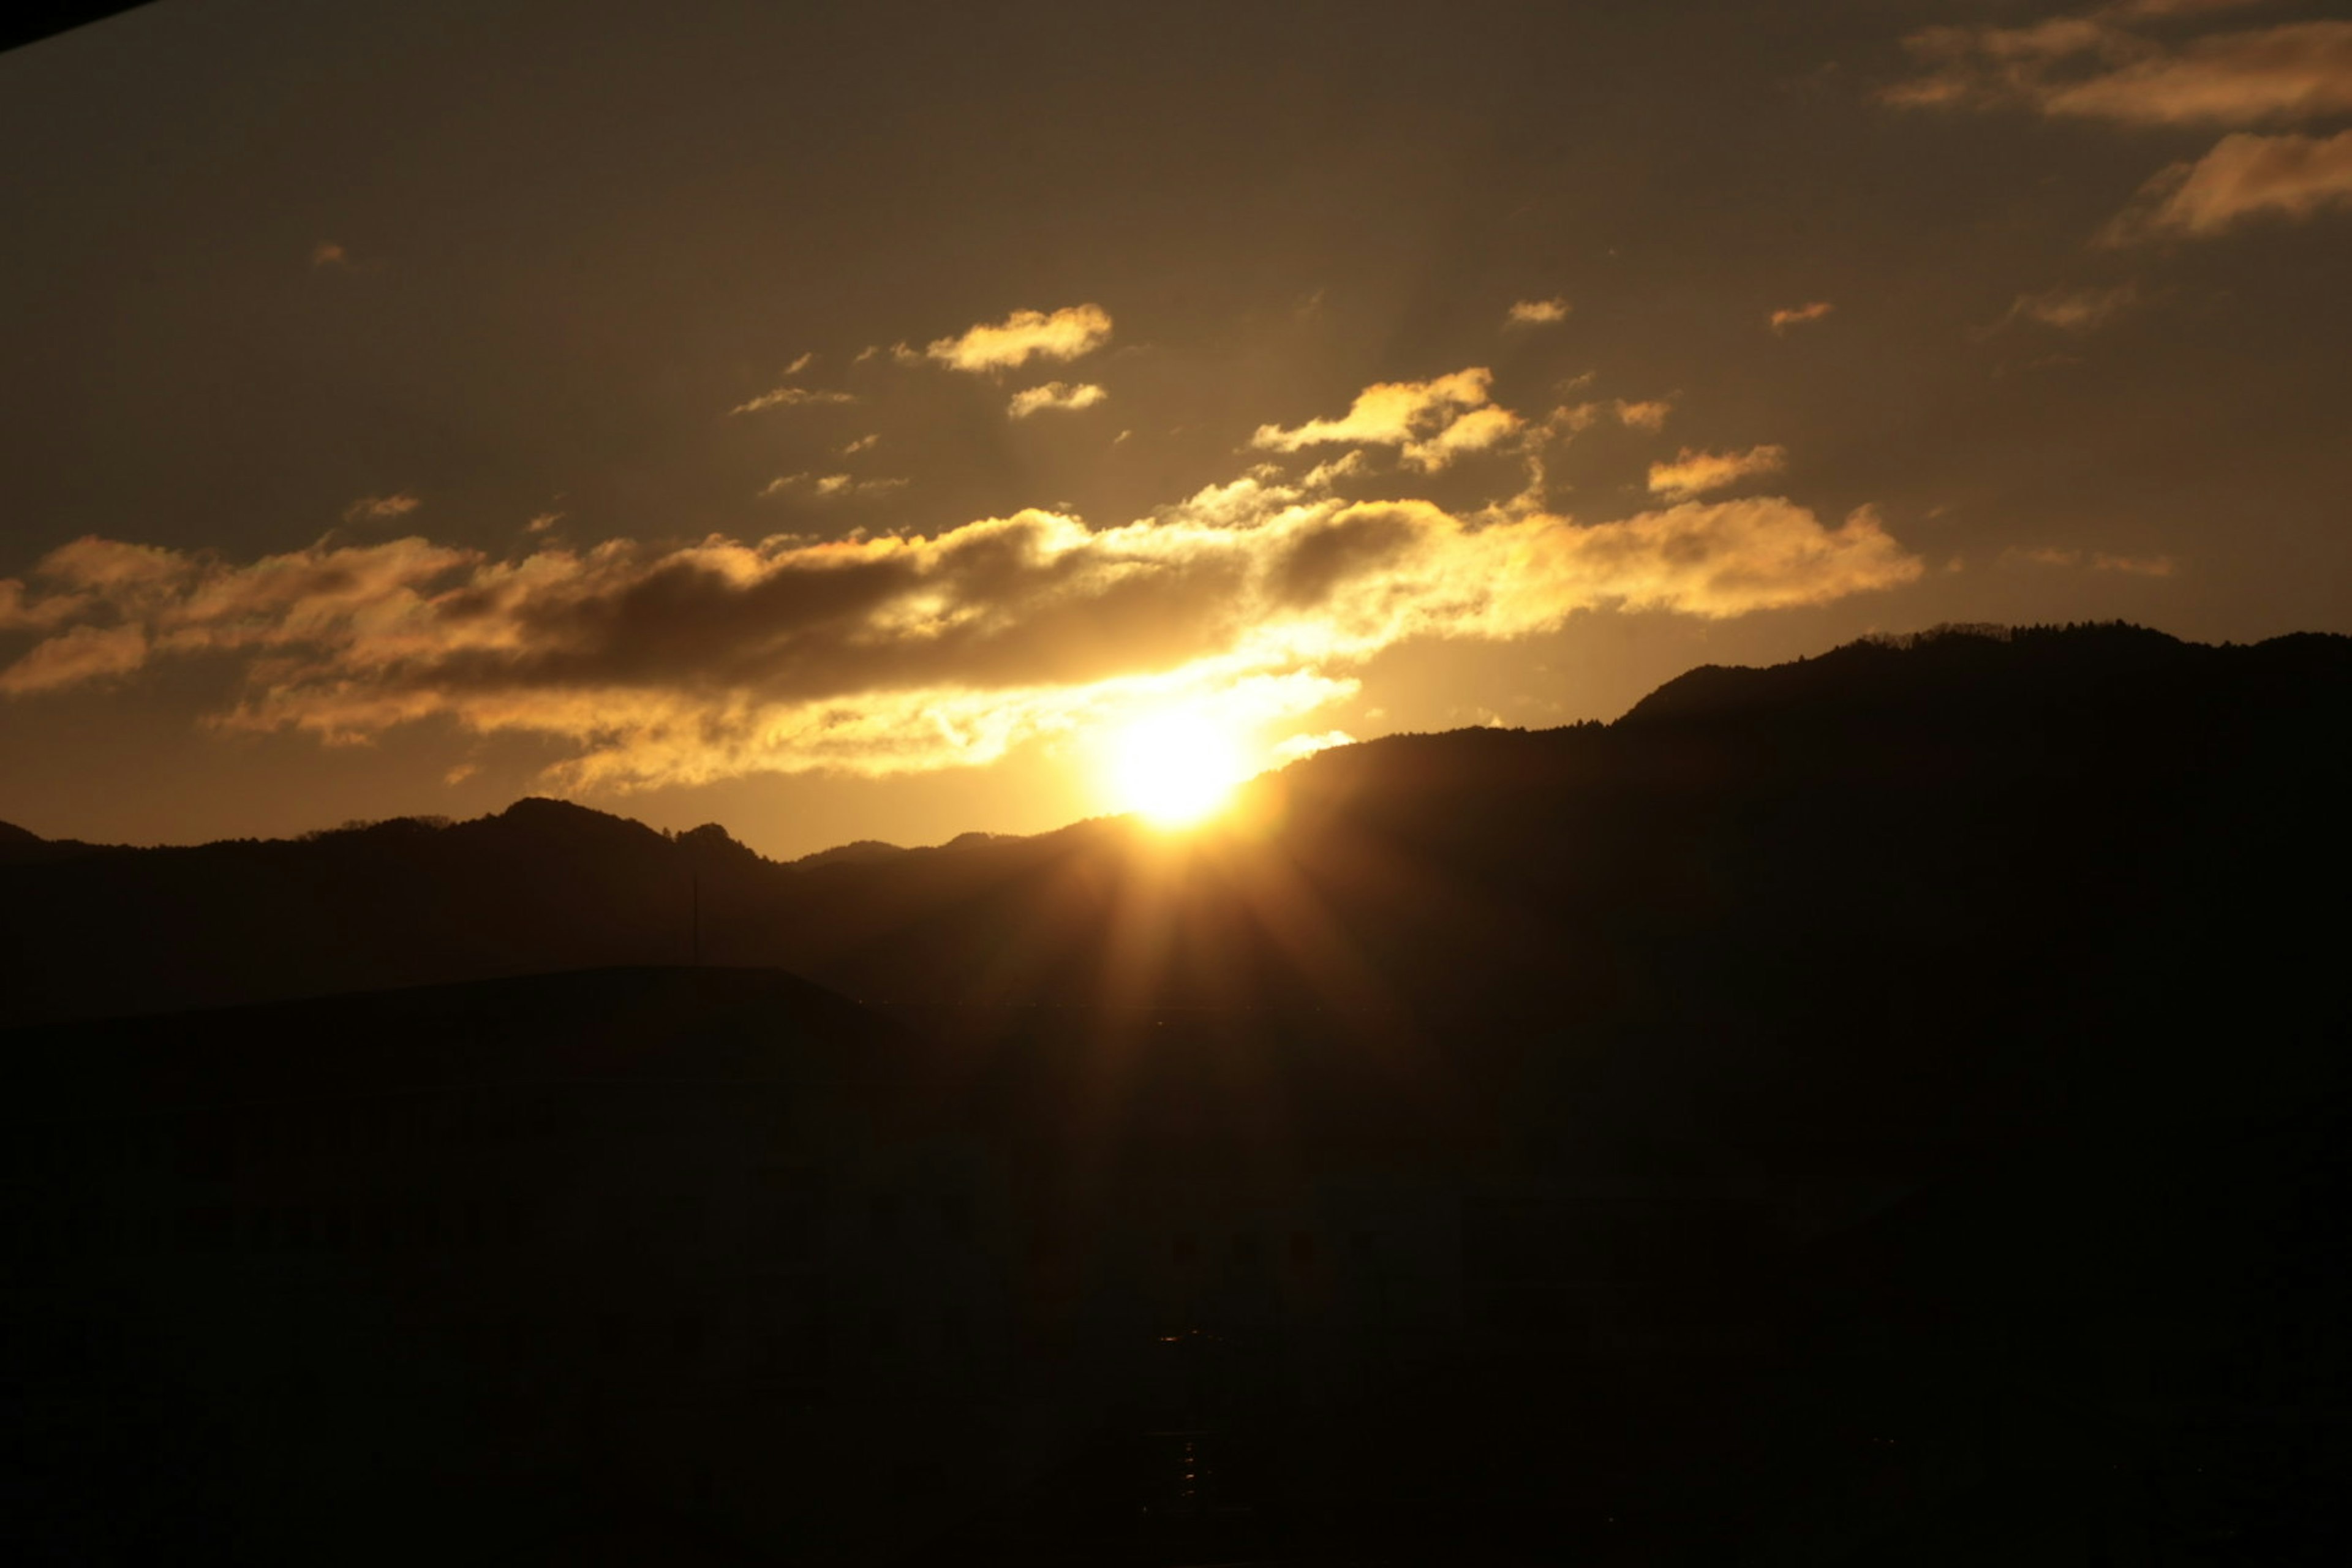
[343,493,421,526]
[1648,444,1788,500]
[1994,282,2141,330]
[0,470,1918,788]
[729,385,858,415]
[1008,382,1109,419]
[2109,128,2352,238]
[1505,298,1570,327]
[0,624,149,695]
[1613,398,1672,432]
[925,305,1113,373]
[1889,15,2352,126]
[1251,368,1520,470]
[1768,301,1834,333]
[1401,405,1523,472]
[2044,21,2352,125]
[760,473,911,500]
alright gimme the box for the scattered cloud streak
[1768,301,1834,333]
[1889,15,2352,126]
[2109,128,2352,237]
[926,304,1113,372]
[343,494,421,526]
[1994,281,2141,331]
[1890,10,2352,244]
[760,473,911,500]
[730,385,857,415]
[1251,369,1524,471]
[2007,545,2180,575]
[1008,382,1109,419]
[1648,444,1789,501]
[1506,298,1570,327]
[0,624,148,695]
[1613,398,1673,432]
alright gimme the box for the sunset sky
[3,0,2347,858]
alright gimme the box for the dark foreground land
[4,624,2351,1563]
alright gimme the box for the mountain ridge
[4,622,2347,1052]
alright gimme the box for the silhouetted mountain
[8,623,2352,1563]
[6,624,2349,1071]
[0,817,105,867]
[791,839,910,869]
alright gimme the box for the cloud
[1505,298,1570,327]
[840,434,880,455]
[1768,301,1835,333]
[1544,403,1600,437]
[1008,382,1109,420]
[312,241,348,268]
[2109,128,2352,238]
[2043,21,2352,126]
[1613,398,1672,432]
[1883,16,2130,111]
[760,473,911,500]
[0,478,1918,788]
[1252,368,1522,469]
[1891,12,2352,247]
[1300,450,1372,490]
[1648,444,1789,500]
[1994,281,2141,330]
[343,493,421,526]
[2007,545,2179,575]
[1404,406,1525,471]
[2103,2,2267,17]
[1888,15,2352,126]
[925,305,1113,373]
[730,385,858,415]
[780,352,815,376]
[0,624,149,695]
[15,537,191,598]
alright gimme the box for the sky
[2,0,2347,858]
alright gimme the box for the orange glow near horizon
[1101,709,1248,827]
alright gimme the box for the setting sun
[1103,710,1248,827]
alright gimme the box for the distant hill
[6,621,2350,1139]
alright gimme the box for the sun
[1103,710,1248,827]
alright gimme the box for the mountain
[9,622,2352,1562]
[5,625,2348,1065]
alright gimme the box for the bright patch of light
[1104,710,1247,827]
